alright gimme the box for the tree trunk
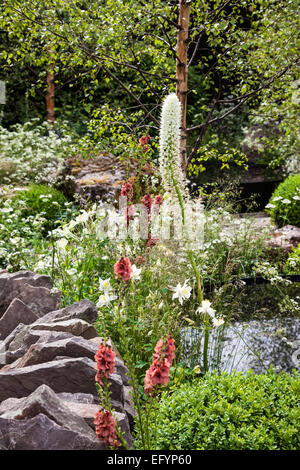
[46,52,55,124]
[176,0,190,173]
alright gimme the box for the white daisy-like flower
[131,264,142,281]
[196,299,216,319]
[172,280,192,305]
[282,198,291,204]
[265,203,275,209]
[273,196,283,201]
[293,195,300,201]
[98,278,113,293]
[96,292,117,308]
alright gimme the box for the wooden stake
[176,0,190,173]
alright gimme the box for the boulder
[30,319,99,339]
[0,298,38,341]
[35,299,98,325]
[0,357,98,402]
[57,154,155,203]
[0,357,123,404]
[0,270,55,316]
[0,414,105,450]
[9,336,99,368]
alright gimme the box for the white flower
[131,264,142,281]
[56,238,68,252]
[75,210,89,224]
[212,317,225,328]
[98,278,113,293]
[282,198,291,204]
[159,93,188,200]
[172,280,192,304]
[273,196,283,201]
[96,292,117,308]
[293,195,300,201]
[196,299,216,318]
[265,203,275,209]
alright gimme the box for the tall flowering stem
[159,93,188,203]
[159,93,208,372]
[144,335,176,396]
[94,342,128,449]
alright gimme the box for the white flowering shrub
[0,120,71,185]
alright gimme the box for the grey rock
[15,283,61,317]
[124,385,137,432]
[0,384,97,440]
[62,401,133,448]
[0,357,98,402]
[0,298,39,341]
[0,414,105,450]
[23,329,74,347]
[57,392,96,404]
[0,271,54,316]
[36,299,98,325]
[30,319,99,339]
[9,336,99,369]
[58,154,155,203]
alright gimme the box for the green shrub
[267,174,300,227]
[135,370,300,450]
[10,184,69,232]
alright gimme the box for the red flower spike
[94,409,120,448]
[138,134,151,147]
[114,257,133,281]
[121,182,133,198]
[153,195,163,206]
[142,194,152,213]
[95,343,116,386]
[144,335,175,395]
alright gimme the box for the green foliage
[0,0,298,176]
[267,174,300,227]
[10,184,69,231]
[134,369,300,450]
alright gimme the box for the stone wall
[0,270,134,450]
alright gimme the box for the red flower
[153,195,163,206]
[134,255,146,265]
[155,335,175,363]
[138,134,151,147]
[142,194,152,213]
[95,343,116,386]
[121,182,133,198]
[146,233,159,247]
[94,409,120,448]
[144,335,175,395]
[114,257,133,281]
[124,204,135,226]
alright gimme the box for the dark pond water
[183,317,300,374]
[183,281,300,374]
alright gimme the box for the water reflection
[183,317,300,374]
